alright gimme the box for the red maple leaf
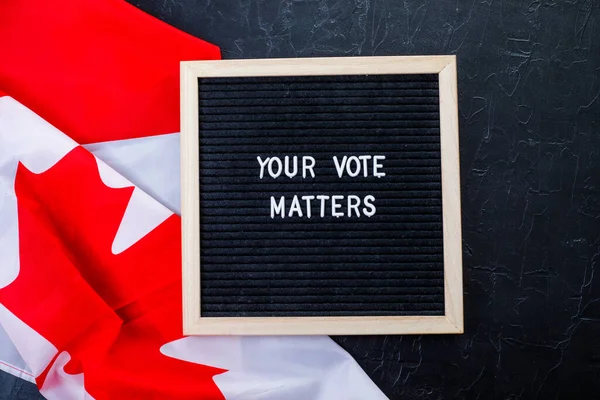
[0,147,225,399]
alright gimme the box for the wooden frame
[181,56,463,335]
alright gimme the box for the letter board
[181,56,463,335]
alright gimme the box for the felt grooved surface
[205,311,445,317]
[198,74,445,317]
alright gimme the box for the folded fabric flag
[0,0,387,398]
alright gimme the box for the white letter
[268,157,283,179]
[333,156,347,178]
[346,156,360,177]
[373,155,386,178]
[331,195,344,218]
[316,195,330,217]
[303,156,316,178]
[362,195,376,217]
[358,155,372,177]
[271,196,285,218]
[257,156,269,179]
[288,195,303,217]
[301,195,315,218]
[284,156,298,178]
[347,195,361,217]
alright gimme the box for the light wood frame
[181,56,463,335]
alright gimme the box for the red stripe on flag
[0,0,220,144]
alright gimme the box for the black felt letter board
[200,74,443,316]
[181,56,463,335]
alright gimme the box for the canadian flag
[0,1,386,399]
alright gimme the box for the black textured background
[198,74,446,318]
[4,0,599,399]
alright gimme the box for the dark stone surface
[2,0,598,399]
[0,373,41,400]
[126,0,599,398]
